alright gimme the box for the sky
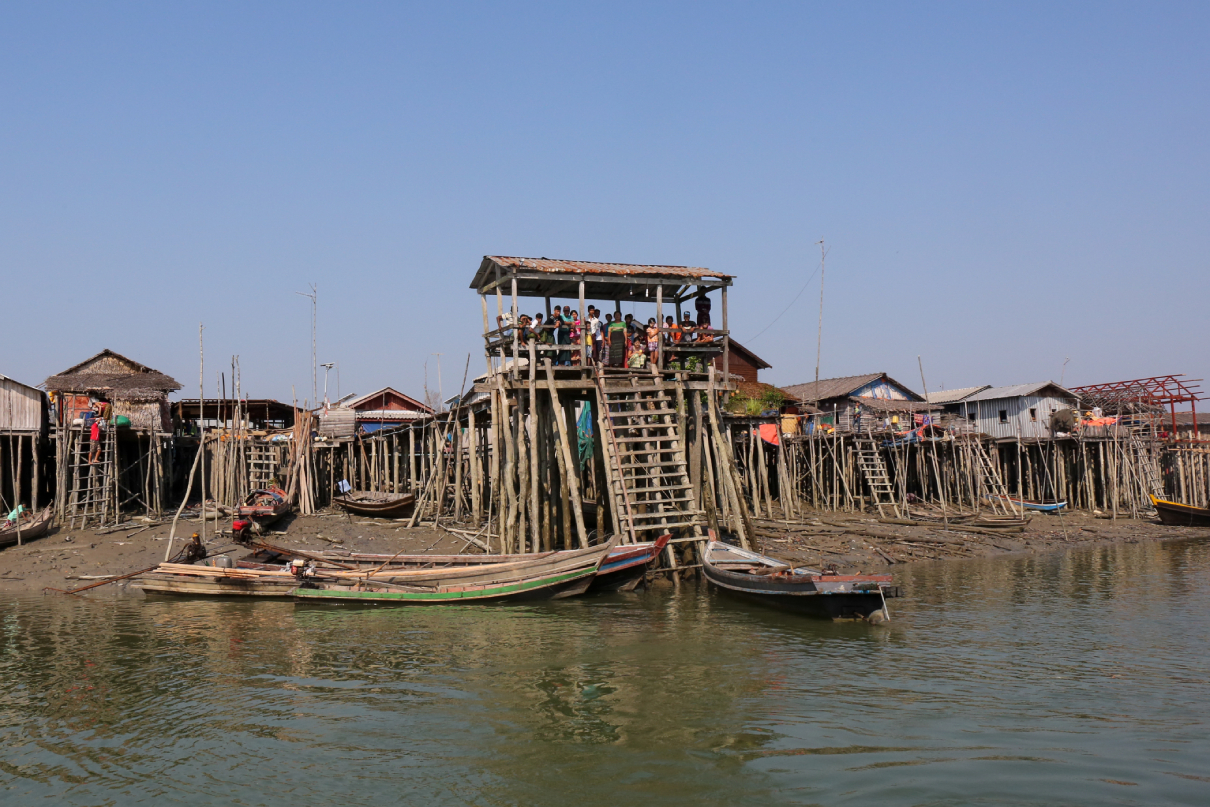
[2,2,1208,405]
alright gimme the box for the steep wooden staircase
[855,432,900,518]
[595,374,705,543]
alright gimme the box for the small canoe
[702,540,896,622]
[0,505,54,549]
[986,495,1067,512]
[295,537,617,604]
[232,487,291,537]
[1150,495,1210,528]
[334,491,416,518]
[588,533,671,592]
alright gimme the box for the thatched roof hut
[46,349,181,432]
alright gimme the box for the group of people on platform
[501,292,717,369]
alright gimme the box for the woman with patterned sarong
[607,317,627,366]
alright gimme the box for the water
[2,539,1209,806]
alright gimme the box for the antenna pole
[814,240,827,408]
[295,284,318,407]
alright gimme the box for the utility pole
[198,323,205,547]
[813,240,827,409]
[432,353,444,410]
[295,284,317,407]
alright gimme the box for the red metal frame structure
[1068,375,1204,441]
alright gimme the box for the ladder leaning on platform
[594,372,706,544]
[854,429,900,519]
[67,420,118,529]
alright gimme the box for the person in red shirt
[88,416,103,464]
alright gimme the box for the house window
[968,412,976,422]
[1030,408,1037,422]
[999,410,1008,424]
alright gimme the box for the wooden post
[544,361,589,548]
[511,276,520,381]
[720,284,729,385]
[31,434,40,513]
[528,343,540,550]
[656,283,664,370]
[707,366,752,548]
[578,278,587,367]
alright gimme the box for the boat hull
[588,534,671,593]
[0,506,53,549]
[294,566,599,604]
[1151,495,1210,528]
[293,538,616,605]
[702,540,895,622]
[334,492,416,518]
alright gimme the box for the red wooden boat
[232,487,292,539]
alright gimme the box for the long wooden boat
[588,534,670,592]
[137,562,305,598]
[138,538,618,602]
[0,505,54,549]
[334,491,416,518]
[295,537,617,604]
[232,487,291,537]
[986,494,1067,512]
[246,536,669,591]
[702,540,897,622]
[1150,495,1210,528]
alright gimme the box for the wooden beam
[544,361,589,548]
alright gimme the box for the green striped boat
[293,536,617,604]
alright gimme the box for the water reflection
[1,537,1208,805]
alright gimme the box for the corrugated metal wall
[0,378,46,433]
[958,394,1074,440]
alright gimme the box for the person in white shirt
[588,306,603,364]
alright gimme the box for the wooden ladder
[968,438,1019,516]
[248,441,279,490]
[1127,425,1162,508]
[69,423,117,528]
[854,432,900,518]
[595,373,705,543]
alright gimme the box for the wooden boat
[702,540,897,621]
[1150,495,1210,528]
[137,562,306,598]
[294,537,617,604]
[139,538,618,602]
[986,495,1067,512]
[0,505,54,549]
[232,487,291,537]
[588,534,671,592]
[334,491,416,518]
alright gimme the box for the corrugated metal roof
[780,373,884,402]
[965,382,1078,403]
[780,373,889,403]
[924,385,990,404]
[471,256,732,290]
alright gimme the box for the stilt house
[0,374,49,511]
[780,373,928,432]
[45,349,180,432]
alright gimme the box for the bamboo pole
[544,361,589,548]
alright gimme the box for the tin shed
[955,382,1080,440]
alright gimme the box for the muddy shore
[0,509,1204,598]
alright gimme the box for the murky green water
[2,539,1208,806]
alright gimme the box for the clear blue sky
[3,2,1207,404]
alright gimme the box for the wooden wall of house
[0,378,46,433]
